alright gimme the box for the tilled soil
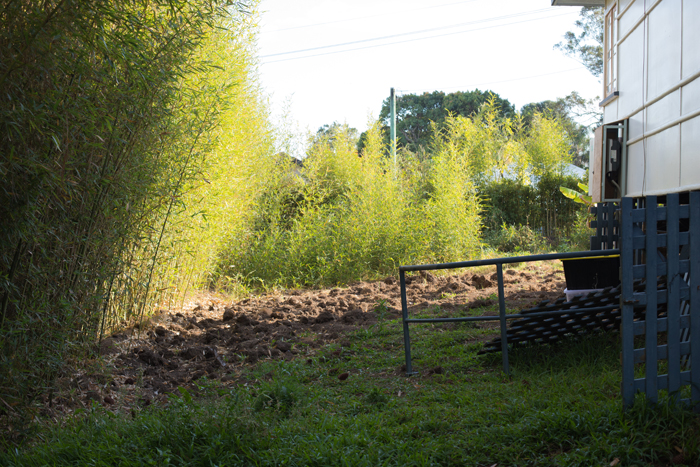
[45,262,567,416]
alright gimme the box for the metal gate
[620,192,700,408]
[590,202,619,251]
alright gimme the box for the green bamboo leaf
[51,135,61,151]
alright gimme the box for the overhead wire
[262,8,556,58]
[261,10,577,64]
[397,68,585,94]
[266,0,483,33]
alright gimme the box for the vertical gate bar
[689,192,700,409]
[595,203,606,250]
[600,203,605,249]
[600,204,606,250]
[646,196,658,403]
[602,203,608,249]
[613,203,620,249]
[606,203,615,250]
[497,263,509,376]
[590,205,596,250]
[668,193,681,398]
[621,196,636,408]
[590,205,599,250]
[400,270,413,375]
[611,202,616,249]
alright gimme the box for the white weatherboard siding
[681,116,700,187]
[682,0,700,79]
[603,0,700,196]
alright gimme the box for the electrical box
[590,121,628,203]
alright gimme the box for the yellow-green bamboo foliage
[426,129,483,263]
[226,121,483,288]
[122,7,275,321]
[437,99,572,184]
[525,113,572,178]
[0,0,272,404]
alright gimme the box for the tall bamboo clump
[0,0,272,409]
[221,121,484,289]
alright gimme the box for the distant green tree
[555,6,604,79]
[381,91,446,151]
[315,122,359,143]
[369,89,514,154]
[312,122,359,154]
[444,90,515,120]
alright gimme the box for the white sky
[257,0,601,141]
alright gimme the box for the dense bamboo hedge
[0,0,272,411]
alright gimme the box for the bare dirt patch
[42,261,567,416]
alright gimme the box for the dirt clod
[275,341,292,352]
[472,275,493,289]
[137,349,164,366]
[222,308,235,321]
[315,311,335,323]
[236,314,253,326]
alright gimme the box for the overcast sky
[256,0,601,144]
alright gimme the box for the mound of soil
[44,263,567,415]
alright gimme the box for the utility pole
[390,87,396,169]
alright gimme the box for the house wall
[603,0,700,197]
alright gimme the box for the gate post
[620,196,636,408]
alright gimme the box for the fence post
[497,263,509,375]
[645,196,658,403]
[667,194,681,401]
[621,196,636,408]
[400,269,414,375]
[689,192,700,410]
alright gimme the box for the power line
[266,0,482,33]
[261,8,555,59]
[261,10,576,65]
[397,68,585,94]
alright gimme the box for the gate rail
[399,249,620,375]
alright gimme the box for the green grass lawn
[4,318,700,466]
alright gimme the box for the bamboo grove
[0,0,273,408]
[0,0,589,418]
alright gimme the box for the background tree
[521,92,594,167]
[313,122,359,149]
[555,6,604,79]
[367,89,514,154]
[444,90,516,121]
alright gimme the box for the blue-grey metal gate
[620,192,700,408]
[590,202,619,251]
